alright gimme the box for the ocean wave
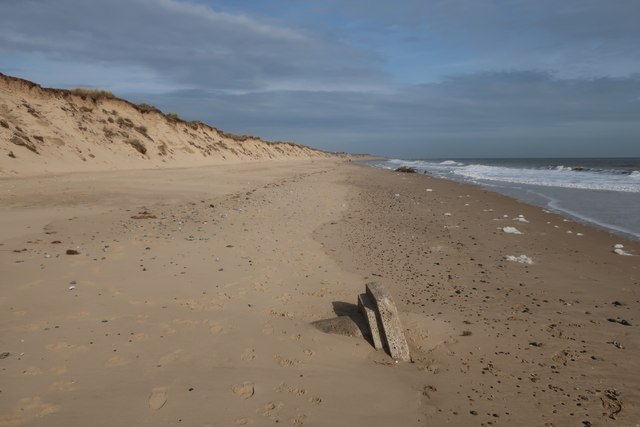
[374,159,640,193]
[453,164,640,193]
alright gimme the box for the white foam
[614,248,633,256]
[505,255,533,264]
[614,249,632,256]
[613,243,632,256]
[501,227,523,234]
[452,164,640,193]
[444,212,452,216]
[513,216,529,223]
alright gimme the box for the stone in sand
[148,388,168,410]
[311,316,363,338]
[232,381,255,399]
[357,293,383,350]
[366,282,410,362]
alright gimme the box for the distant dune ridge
[0,73,334,176]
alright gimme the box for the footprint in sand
[308,396,322,405]
[290,413,307,426]
[105,355,130,367]
[45,342,88,354]
[209,321,229,335]
[241,348,256,362]
[232,381,255,399]
[275,383,306,397]
[257,401,283,419]
[148,387,168,410]
[261,323,274,335]
[49,366,68,375]
[50,381,76,392]
[157,349,183,366]
[23,366,43,376]
[0,397,60,425]
[274,355,300,368]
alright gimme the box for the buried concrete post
[357,293,383,350]
[365,282,411,362]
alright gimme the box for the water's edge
[362,158,640,242]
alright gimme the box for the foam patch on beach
[513,215,529,223]
[613,244,633,256]
[505,255,533,264]
[500,227,523,234]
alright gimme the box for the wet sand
[1,160,638,426]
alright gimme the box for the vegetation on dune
[166,112,181,123]
[136,103,162,114]
[124,138,147,155]
[70,87,115,101]
[219,130,257,142]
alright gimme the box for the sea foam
[505,255,533,264]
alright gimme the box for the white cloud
[0,0,388,92]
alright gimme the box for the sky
[1,0,639,158]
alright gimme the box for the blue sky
[1,0,639,157]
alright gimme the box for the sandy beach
[1,160,638,426]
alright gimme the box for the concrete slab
[366,282,411,362]
[311,316,363,338]
[358,293,383,350]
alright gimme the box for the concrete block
[311,316,363,338]
[358,293,383,350]
[366,282,410,362]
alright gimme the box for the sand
[0,73,333,177]
[1,160,639,426]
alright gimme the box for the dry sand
[0,73,333,177]
[1,160,639,426]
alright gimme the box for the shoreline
[318,163,639,425]
[361,159,640,242]
[1,160,638,426]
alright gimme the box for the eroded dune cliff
[0,73,333,176]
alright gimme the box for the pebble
[0,352,10,359]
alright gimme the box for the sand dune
[0,74,334,177]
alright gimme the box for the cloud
[135,71,640,157]
[0,0,387,92]
[1,0,638,157]
[302,0,640,79]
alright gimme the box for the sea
[368,158,640,241]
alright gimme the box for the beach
[1,160,639,426]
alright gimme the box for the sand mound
[0,73,334,176]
